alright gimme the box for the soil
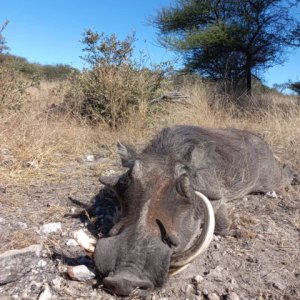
[0,153,299,300]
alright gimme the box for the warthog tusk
[169,191,215,275]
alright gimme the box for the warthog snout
[103,271,154,296]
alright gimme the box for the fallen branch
[149,91,191,105]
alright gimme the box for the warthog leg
[214,203,231,236]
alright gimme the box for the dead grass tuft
[1,229,39,252]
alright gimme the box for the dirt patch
[0,156,299,299]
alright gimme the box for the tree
[0,20,9,54]
[154,0,300,96]
[288,81,300,95]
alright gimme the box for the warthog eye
[156,219,179,248]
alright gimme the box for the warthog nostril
[103,272,153,296]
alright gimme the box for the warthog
[95,125,298,296]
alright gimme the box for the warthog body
[95,125,298,296]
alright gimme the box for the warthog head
[95,142,215,296]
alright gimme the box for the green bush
[63,30,170,127]
[0,54,78,81]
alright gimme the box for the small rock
[209,266,223,280]
[85,155,95,162]
[20,291,28,299]
[67,265,95,281]
[202,289,209,296]
[51,277,63,290]
[185,284,194,298]
[0,185,6,193]
[207,293,219,300]
[30,281,42,293]
[214,243,220,250]
[272,281,286,290]
[246,256,258,263]
[267,273,286,290]
[70,207,77,214]
[0,244,42,285]
[257,234,264,240]
[227,292,240,300]
[230,278,238,286]
[15,222,27,229]
[27,160,39,169]
[37,260,47,267]
[265,191,278,198]
[193,275,204,283]
[1,157,15,166]
[66,239,79,247]
[0,148,10,155]
[39,222,62,235]
[213,235,221,242]
[38,284,52,300]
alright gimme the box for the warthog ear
[117,141,137,168]
[190,142,217,168]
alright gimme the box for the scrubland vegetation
[1,60,299,186]
[0,29,299,187]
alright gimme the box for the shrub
[63,30,170,127]
[0,62,38,113]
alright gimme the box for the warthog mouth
[103,271,154,296]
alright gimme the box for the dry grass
[0,80,299,185]
[0,229,39,252]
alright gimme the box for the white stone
[39,222,62,235]
[227,292,240,300]
[67,265,95,281]
[66,239,79,247]
[85,155,95,162]
[51,277,63,290]
[185,284,194,297]
[37,260,47,267]
[0,148,10,155]
[15,222,27,229]
[27,160,39,169]
[208,293,220,300]
[202,289,209,295]
[265,191,278,198]
[194,275,204,283]
[38,284,52,300]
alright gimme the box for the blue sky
[1,0,299,87]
